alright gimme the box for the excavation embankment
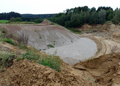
[45,38,97,65]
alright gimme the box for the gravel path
[45,38,97,65]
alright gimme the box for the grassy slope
[0,20,9,23]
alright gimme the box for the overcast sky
[0,0,120,14]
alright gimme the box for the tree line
[48,6,120,28]
[22,14,55,19]
[0,12,55,23]
[1,6,120,26]
[0,12,21,20]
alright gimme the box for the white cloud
[0,0,120,14]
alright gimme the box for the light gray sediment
[45,38,97,65]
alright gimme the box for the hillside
[0,20,120,85]
[0,20,80,51]
[0,25,100,86]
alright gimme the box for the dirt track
[79,34,120,58]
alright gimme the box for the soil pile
[79,23,120,43]
[39,19,52,26]
[79,23,112,32]
[98,22,112,31]
[74,53,120,86]
[0,59,99,86]
[79,24,92,31]
[112,32,120,42]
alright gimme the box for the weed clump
[17,32,29,48]
[3,38,14,45]
[23,50,40,60]
[0,27,8,34]
[38,55,61,72]
[0,52,15,71]
[0,27,16,44]
[23,50,61,72]
[47,44,54,48]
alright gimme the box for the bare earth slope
[0,23,80,51]
[1,22,120,86]
[74,53,120,86]
[0,59,100,86]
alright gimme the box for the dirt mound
[74,53,120,86]
[112,32,120,41]
[99,23,111,31]
[0,59,99,86]
[80,23,120,43]
[79,24,92,31]
[90,24,102,30]
[39,19,52,26]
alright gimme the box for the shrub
[3,38,14,45]
[19,42,24,49]
[47,44,54,48]
[0,27,8,34]
[17,32,29,46]
[23,50,40,60]
[0,52,15,71]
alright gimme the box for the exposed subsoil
[74,53,120,86]
[0,59,100,86]
[79,23,120,43]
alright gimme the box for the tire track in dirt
[94,36,107,57]
[79,34,120,58]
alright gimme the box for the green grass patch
[38,55,61,72]
[23,50,61,72]
[0,20,9,23]
[47,44,54,48]
[3,38,14,45]
[23,50,40,60]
